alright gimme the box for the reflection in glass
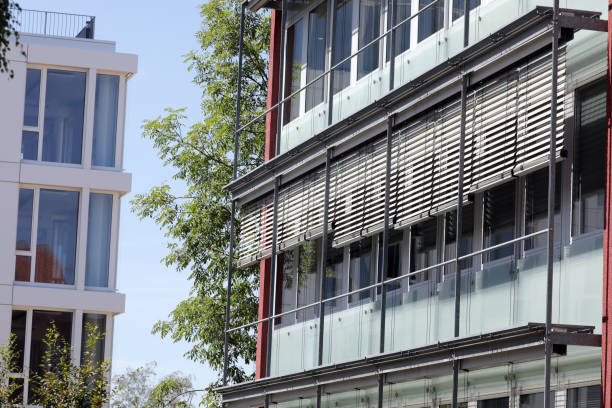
[297,240,319,320]
[21,131,38,160]
[10,310,26,371]
[477,397,508,408]
[358,0,381,79]
[333,0,354,93]
[42,69,86,164]
[444,204,473,275]
[81,313,106,365]
[349,237,373,302]
[93,74,119,167]
[325,237,345,308]
[418,0,444,42]
[86,193,113,287]
[306,3,327,111]
[483,181,515,262]
[566,385,601,408]
[16,188,34,251]
[518,392,555,407]
[279,249,297,325]
[35,189,79,285]
[23,68,41,127]
[284,19,305,124]
[452,0,480,21]
[386,0,411,60]
[524,166,561,250]
[378,229,404,292]
[15,256,31,282]
[410,217,437,283]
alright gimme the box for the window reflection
[386,0,411,60]
[418,0,444,42]
[410,217,437,283]
[81,313,106,366]
[284,19,305,124]
[86,193,113,287]
[452,0,480,21]
[524,165,561,250]
[358,0,381,79]
[16,188,33,251]
[325,236,346,308]
[349,237,373,303]
[21,131,38,160]
[444,204,473,275]
[378,229,404,292]
[483,181,515,262]
[23,68,40,127]
[297,240,320,320]
[93,74,119,167]
[306,3,327,111]
[333,0,354,93]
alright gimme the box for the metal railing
[13,8,95,39]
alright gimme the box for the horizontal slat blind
[238,195,274,267]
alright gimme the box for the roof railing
[13,8,95,39]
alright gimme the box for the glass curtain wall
[386,0,411,60]
[357,0,381,79]
[332,0,354,93]
[418,0,444,42]
[306,3,327,111]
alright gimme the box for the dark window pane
[572,79,606,235]
[85,193,112,287]
[567,385,601,408]
[284,19,305,124]
[297,240,320,321]
[325,234,345,308]
[358,0,381,79]
[16,188,34,251]
[444,204,474,274]
[15,256,30,282]
[349,237,373,302]
[279,249,297,325]
[28,310,72,403]
[410,217,437,283]
[81,313,106,365]
[483,181,515,262]
[42,69,86,164]
[477,397,509,408]
[306,4,327,111]
[35,189,79,285]
[418,0,444,42]
[21,131,38,160]
[519,392,555,407]
[92,74,119,167]
[386,0,411,60]
[23,68,41,127]
[333,0,354,93]
[452,0,480,21]
[525,165,561,250]
[378,229,404,292]
[10,310,26,371]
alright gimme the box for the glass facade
[92,74,120,167]
[85,193,113,287]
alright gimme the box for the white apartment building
[0,10,137,404]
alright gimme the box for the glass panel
[284,19,305,124]
[418,0,444,43]
[386,0,411,60]
[16,188,33,251]
[324,237,346,308]
[572,79,606,236]
[566,385,601,407]
[21,131,38,160]
[477,397,509,408]
[524,165,561,251]
[81,313,106,365]
[357,0,381,79]
[348,237,373,302]
[42,69,86,164]
[518,392,555,407]
[15,256,30,282]
[85,193,113,287]
[35,189,79,285]
[332,0,354,94]
[279,249,298,326]
[452,0,480,21]
[23,68,40,127]
[483,181,515,263]
[92,74,119,167]
[10,310,26,371]
[305,3,327,111]
[444,204,474,275]
[28,310,72,403]
[410,217,437,283]
[378,229,404,292]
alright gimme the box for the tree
[30,322,110,408]
[0,1,21,78]
[0,334,26,406]
[131,0,270,402]
[111,362,196,408]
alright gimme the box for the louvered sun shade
[238,195,274,267]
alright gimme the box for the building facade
[220,0,612,407]
[0,10,137,404]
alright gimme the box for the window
[21,68,86,164]
[284,19,305,124]
[279,249,298,325]
[386,0,411,60]
[325,236,346,308]
[81,313,106,365]
[378,229,405,291]
[348,237,374,302]
[332,0,354,93]
[566,385,601,407]
[11,310,26,372]
[358,0,381,79]
[518,392,555,407]
[452,0,480,21]
[85,193,113,287]
[15,188,79,285]
[410,217,437,283]
[477,397,509,408]
[483,181,516,262]
[572,80,606,236]
[418,0,444,42]
[524,165,561,250]
[444,204,474,274]
[306,3,327,111]
[92,74,120,167]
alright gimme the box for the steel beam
[275,0,287,156]
[318,149,332,366]
[266,178,280,377]
[327,0,336,127]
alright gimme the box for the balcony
[13,8,95,39]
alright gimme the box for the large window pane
[477,397,508,408]
[418,0,444,42]
[81,313,106,365]
[23,68,40,127]
[42,69,86,164]
[524,165,561,250]
[35,189,79,285]
[572,80,606,235]
[92,74,119,167]
[452,0,480,21]
[378,229,404,292]
[284,19,305,124]
[410,217,437,283]
[566,385,601,407]
[444,204,474,274]
[325,236,346,309]
[15,256,31,282]
[85,193,113,287]
[16,188,34,251]
[332,0,354,93]
[279,249,298,325]
[386,0,411,60]
[21,131,38,160]
[357,0,381,79]
[10,310,26,371]
[349,237,373,302]
[518,392,555,407]
[483,181,515,262]
[296,240,320,321]
[306,3,327,111]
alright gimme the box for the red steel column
[256,7,282,380]
[602,2,612,406]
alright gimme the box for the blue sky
[18,0,216,388]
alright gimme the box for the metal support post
[223,2,246,386]
[327,0,336,127]
[388,0,395,90]
[377,374,384,408]
[266,178,281,377]
[380,115,394,354]
[316,385,322,408]
[275,0,287,156]
[544,1,560,407]
[463,0,470,48]
[318,149,332,365]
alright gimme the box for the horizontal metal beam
[558,15,608,32]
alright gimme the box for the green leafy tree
[0,334,26,406]
[0,1,21,78]
[30,322,110,408]
[131,0,270,401]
